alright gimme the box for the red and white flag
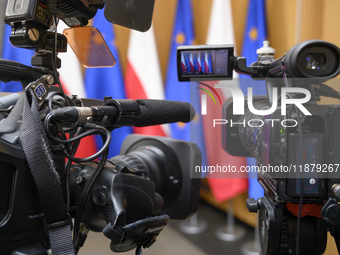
[204,52,210,74]
[125,25,168,136]
[189,53,194,73]
[197,52,202,72]
[57,21,97,158]
[203,0,248,202]
[181,52,187,73]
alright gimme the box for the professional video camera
[0,0,201,255]
[177,41,340,254]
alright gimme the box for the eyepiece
[305,53,326,70]
[282,40,340,83]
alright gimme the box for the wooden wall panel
[322,0,340,46]
[153,0,177,78]
[192,0,212,45]
[300,0,323,41]
[230,0,249,55]
[114,24,130,74]
[266,0,297,58]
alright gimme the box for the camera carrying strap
[20,91,75,255]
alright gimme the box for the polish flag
[204,52,209,74]
[125,25,168,136]
[189,53,194,73]
[57,21,97,159]
[181,52,187,73]
[203,0,248,202]
[197,52,202,72]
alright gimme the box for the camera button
[93,190,108,206]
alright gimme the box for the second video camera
[177,40,340,254]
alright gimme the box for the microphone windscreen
[135,100,195,127]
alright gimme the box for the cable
[73,148,109,251]
[65,124,111,162]
[65,126,84,211]
[47,91,64,111]
[45,114,93,143]
[44,109,111,249]
[47,91,79,133]
[44,114,111,162]
[51,15,74,107]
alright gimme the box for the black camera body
[0,88,201,255]
[177,39,340,254]
[220,40,340,206]
[221,41,340,254]
[223,97,340,203]
[0,0,202,254]
[178,40,340,204]
[0,125,64,254]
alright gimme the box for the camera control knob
[332,184,340,200]
[28,28,40,42]
[45,75,54,85]
[246,198,259,213]
[76,176,85,185]
[93,190,107,206]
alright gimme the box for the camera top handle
[0,58,55,88]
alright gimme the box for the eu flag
[0,24,34,92]
[208,51,213,73]
[84,8,132,158]
[201,52,205,73]
[240,0,267,199]
[165,0,208,170]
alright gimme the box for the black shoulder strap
[20,91,75,255]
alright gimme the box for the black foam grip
[0,59,49,87]
[135,100,195,127]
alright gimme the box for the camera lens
[109,143,182,210]
[305,53,325,70]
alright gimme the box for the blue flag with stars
[84,8,132,158]
[0,24,34,92]
[208,51,213,73]
[165,0,208,171]
[240,0,267,200]
[201,52,205,73]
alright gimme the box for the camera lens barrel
[109,144,182,210]
[238,100,269,161]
